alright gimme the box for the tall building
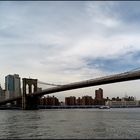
[95,88,103,100]
[94,88,105,105]
[5,74,21,99]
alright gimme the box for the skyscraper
[5,74,21,99]
[94,88,105,105]
[95,88,103,100]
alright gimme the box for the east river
[0,108,139,139]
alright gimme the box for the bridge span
[33,70,140,97]
[1,70,140,109]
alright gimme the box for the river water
[0,108,139,139]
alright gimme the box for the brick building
[81,96,94,105]
[94,88,105,105]
[76,97,82,105]
[40,96,60,106]
[65,96,76,105]
[95,88,103,100]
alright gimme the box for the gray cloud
[0,1,140,100]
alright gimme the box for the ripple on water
[0,109,139,139]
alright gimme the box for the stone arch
[26,84,29,94]
[22,78,38,110]
[31,84,34,93]
[22,78,38,95]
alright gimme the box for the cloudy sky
[1,1,140,100]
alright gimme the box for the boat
[99,105,110,109]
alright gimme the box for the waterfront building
[0,85,5,101]
[106,100,139,107]
[5,74,21,99]
[76,97,82,105]
[40,96,60,106]
[125,101,139,107]
[94,88,105,105]
[81,96,93,105]
[65,96,76,105]
[95,88,103,100]
[52,96,60,106]
[106,100,125,107]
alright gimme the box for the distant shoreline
[0,105,139,110]
[38,105,140,109]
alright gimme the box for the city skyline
[0,73,139,102]
[1,1,140,100]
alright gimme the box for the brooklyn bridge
[0,69,140,110]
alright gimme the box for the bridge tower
[22,78,39,110]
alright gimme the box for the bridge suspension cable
[37,81,62,86]
[129,67,140,72]
[37,67,140,88]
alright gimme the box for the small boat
[99,105,110,109]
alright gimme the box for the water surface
[0,108,139,139]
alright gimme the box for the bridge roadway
[1,70,140,105]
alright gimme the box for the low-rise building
[81,96,93,105]
[76,97,82,105]
[65,96,76,105]
[106,100,139,107]
[106,100,125,107]
[40,96,60,106]
[125,101,139,107]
